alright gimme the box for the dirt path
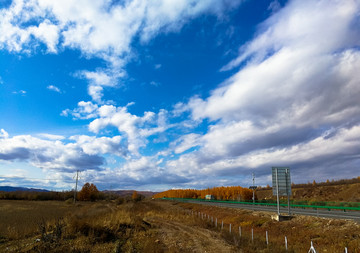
[145,215,238,253]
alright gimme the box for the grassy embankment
[1,199,359,252]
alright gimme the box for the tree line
[153,186,254,201]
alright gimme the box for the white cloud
[70,135,127,157]
[165,125,360,184]
[268,0,281,13]
[0,133,104,172]
[188,0,360,129]
[61,101,99,119]
[0,131,130,173]
[163,0,360,186]
[172,133,202,154]
[0,129,9,139]
[47,84,61,93]
[28,19,60,53]
[88,105,171,154]
[37,133,65,140]
[0,0,244,102]
[12,90,27,95]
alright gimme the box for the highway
[176,199,360,221]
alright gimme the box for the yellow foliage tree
[153,185,253,201]
[78,183,99,201]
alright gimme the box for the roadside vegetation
[0,198,359,252]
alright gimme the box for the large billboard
[272,167,291,196]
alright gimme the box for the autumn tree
[153,186,253,201]
[78,183,99,201]
[131,190,145,202]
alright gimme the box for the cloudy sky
[0,0,359,191]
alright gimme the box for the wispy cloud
[47,85,62,93]
[12,90,26,95]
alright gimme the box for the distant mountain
[0,186,49,192]
[103,190,158,198]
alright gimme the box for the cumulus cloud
[0,131,132,173]
[88,105,172,154]
[0,134,106,172]
[0,0,243,102]
[70,135,127,157]
[85,156,191,190]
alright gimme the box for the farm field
[0,199,359,252]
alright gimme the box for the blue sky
[0,0,360,191]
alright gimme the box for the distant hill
[0,186,49,192]
[103,190,158,198]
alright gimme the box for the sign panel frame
[272,167,291,196]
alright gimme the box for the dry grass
[0,199,359,252]
[257,181,360,203]
[179,201,360,252]
[0,200,86,240]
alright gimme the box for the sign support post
[275,168,280,215]
[286,168,291,215]
[272,167,292,219]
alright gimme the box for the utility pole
[74,170,79,204]
[252,173,255,205]
[249,173,257,209]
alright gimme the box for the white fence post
[285,236,288,251]
[229,223,232,233]
[251,228,254,242]
[345,247,348,253]
[221,221,223,230]
[266,231,268,245]
[239,226,241,237]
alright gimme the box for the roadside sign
[272,167,291,196]
[249,186,257,190]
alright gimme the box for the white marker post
[266,231,268,245]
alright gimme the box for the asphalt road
[177,199,360,221]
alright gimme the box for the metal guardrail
[162,198,360,211]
